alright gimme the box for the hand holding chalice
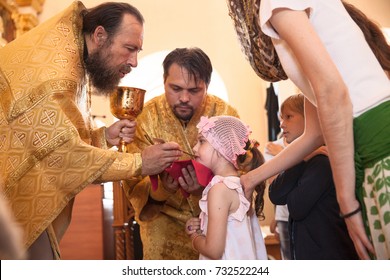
[110,86,146,152]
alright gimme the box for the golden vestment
[123,94,239,259]
[0,1,142,258]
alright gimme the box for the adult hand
[265,142,284,157]
[304,145,328,161]
[141,142,181,176]
[240,172,256,202]
[341,200,375,260]
[159,171,179,194]
[178,165,203,195]
[106,119,136,146]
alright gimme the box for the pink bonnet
[196,116,251,168]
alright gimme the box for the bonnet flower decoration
[196,116,215,135]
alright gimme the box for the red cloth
[150,160,213,197]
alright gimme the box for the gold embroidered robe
[0,1,142,258]
[123,94,239,259]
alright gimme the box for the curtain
[265,83,280,141]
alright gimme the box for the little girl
[185,115,267,260]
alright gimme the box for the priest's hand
[159,171,179,194]
[106,119,136,146]
[141,142,181,176]
[178,165,203,195]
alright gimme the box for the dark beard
[85,50,125,96]
[173,104,194,121]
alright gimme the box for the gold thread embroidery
[4,126,79,191]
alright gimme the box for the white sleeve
[260,0,313,39]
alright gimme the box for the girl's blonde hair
[280,93,304,117]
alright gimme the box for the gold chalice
[110,86,146,152]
